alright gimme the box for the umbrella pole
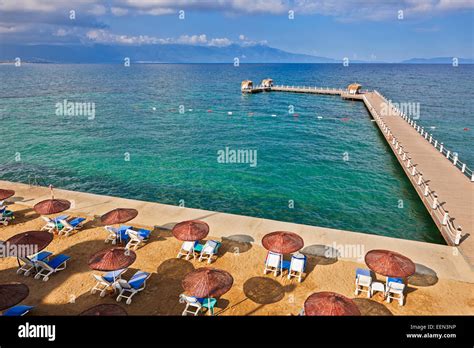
[208,297,212,316]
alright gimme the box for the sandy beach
[1,182,473,316]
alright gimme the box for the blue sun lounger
[3,305,34,316]
[34,254,71,281]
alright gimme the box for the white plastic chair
[198,240,220,264]
[287,253,306,282]
[179,294,202,316]
[124,230,142,250]
[177,241,196,260]
[264,252,282,276]
[386,280,405,306]
[104,226,119,244]
[355,268,373,298]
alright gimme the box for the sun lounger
[386,277,405,306]
[3,305,34,316]
[57,217,86,236]
[177,241,197,260]
[125,228,151,250]
[179,294,216,316]
[115,271,151,304]
[287,253,307,282]
[264,251,283,276]
[40,215,69,232]
[0,207,14,226]
[91,269,126,297]
[17,251,52,276]
[197,240,221,264]
[354,268,373,298]
[104,226,119,244]
[34,254,71,281]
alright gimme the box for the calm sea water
[1,64,473,244]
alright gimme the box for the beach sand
[1,202,473,316]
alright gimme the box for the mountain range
[0,43,472,64]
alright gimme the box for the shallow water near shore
[1,63,472,243]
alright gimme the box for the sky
[0,0,473,61]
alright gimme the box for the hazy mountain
[401,57,474,64]
[0,43,338,63]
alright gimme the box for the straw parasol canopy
[5,231,53,257]
[79,304,127,316]
[365,249,416,278]
[262,231,304,254]
[347,83,362,92]
[88,247,136,272]
[0,282,29,311]
[182,267,233,298]
[34,199,71,215]
[0,189,15,200]
[304,292,361,316]
[241,80,253,90]
[100,208,138,225]
[172,220,209,241]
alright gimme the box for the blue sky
[1,0,473,61]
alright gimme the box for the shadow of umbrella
[240,276,295,315]
[407,263,439,287]
[301,244,339,266]
[353,298,393,316]
[220,235,254,255]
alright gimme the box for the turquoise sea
[1,64,473,244]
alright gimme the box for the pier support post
[461,163,466,173]
[440,143,444,153]
[442,213,449,226]
[454,227,462,245]
[453,154,458,166]
[411,166,417,176]
[424,185,429,196]
[429,135,433,143]
[424,132,428,140]
[402,152,407,161]
[417,174,423,186]
[446,150,450,159]
[432,194,438,209]
[434,140,438,147]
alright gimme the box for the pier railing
[363,94,463,245]
[374,90,473,182]
[271,85,346,93]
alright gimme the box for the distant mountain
[0,43,338,63]
[402,57,474,64]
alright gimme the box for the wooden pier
[245,83,474,267]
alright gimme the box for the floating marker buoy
[228,112,233,115]
[317,116,323,119]
[430,126,436,129]
[271,114,277,117]
[152,107,156,111]
[341,117,349,122]
[248,112,254,116]
[464,127,469,131]
[188,109,193,112]
[207,110,213,113]
[293,113,299,117]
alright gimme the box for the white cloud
[111,7,129,16]
[85,30,235,46]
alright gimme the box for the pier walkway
[247,84,474,267]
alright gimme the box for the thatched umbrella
[88,247,136,272]
[182,267,233,315]
[172,220,209,241]
[100,208,138,225]
[34,199,71,215]
[79,304,127,316]
[304,292,361,316]
[0,189,15,201]
[365,250,416,278]
[5,231,53,263]
[0,282,29,311]
[262,231,304,254]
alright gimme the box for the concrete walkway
[1,180,472,283]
